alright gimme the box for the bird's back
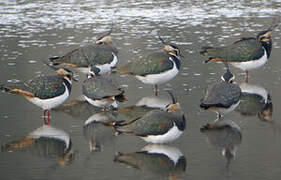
[201,82,241,108]
[83,76,122,100]
[114,51,174,76]
[26,76,66,99]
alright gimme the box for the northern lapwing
[200,21,279,82]
[200,68,241,118]
[1,124,73,165]
[114,91,186,144]
[200,119,242,167]
[112,36,183,96]
[0,65,77,124]
[49,30,118,74]
[114,144,186,178]
[236,82,273,121]
[82,66,126,111]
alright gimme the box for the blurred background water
[0,0,281,179]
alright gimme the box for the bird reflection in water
[116,94,173,121]
[83,111,118,152]
[114,144,186,180]
[200,119,242,168]
[53,98,105,120]
[236,82,273,122]
[1,124,74,166]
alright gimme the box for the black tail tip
[200,103,210,110]
[49,56,60,61]
[115,94,127,103]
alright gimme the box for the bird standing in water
[113,36,183,96]
[0,64,77,124]
[114,91,186,144]
[82,66,126,111]
[200,21,279,82]
[49,29,118,75]
[200,65,241,119]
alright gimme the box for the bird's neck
[261,40,272,58]
[170,56,181,70]
[63,78,72,93]
[174,114,186,131]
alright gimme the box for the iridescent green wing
[117,111,175,136]
[205,38,264,62]
[116,51,173,76]
[26,76,66,99]
[85,45,118,65]
[59,44,117,67]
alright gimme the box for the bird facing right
[200,20,279,82]
[112,36,183,96]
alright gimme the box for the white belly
[141,123,183,144]
[84,95,116,108]
[76,53,118,74]
[28,84,70,110]
[136,59,179,85]
[96,53,118,74]
[230,49,268,71]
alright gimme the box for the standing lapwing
[82,66,126,111]
[0,64,77,124]
[112,36,183,96]
[200,20,279,82]
[114,91,186,144]
[49,30,118,74]
[200,67,241,118]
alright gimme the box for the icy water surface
[0,0,281,179]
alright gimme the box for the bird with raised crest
[112,36,183,96]
[200,19,279,82]
[0,64,77,124]
[49,29,118,75]
[114,91,186,144]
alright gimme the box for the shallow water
[0,0,281,179]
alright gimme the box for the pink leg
[245,71,248,83]
[47,110,50,125]
[154,85,158,96]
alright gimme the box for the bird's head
[159,35,183,58]
[56,68,78,82]
[257,29,273,43]
[221,69,235,83]
[164,90,181,113]
[88,66,101,78]
[257,18,279,43]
